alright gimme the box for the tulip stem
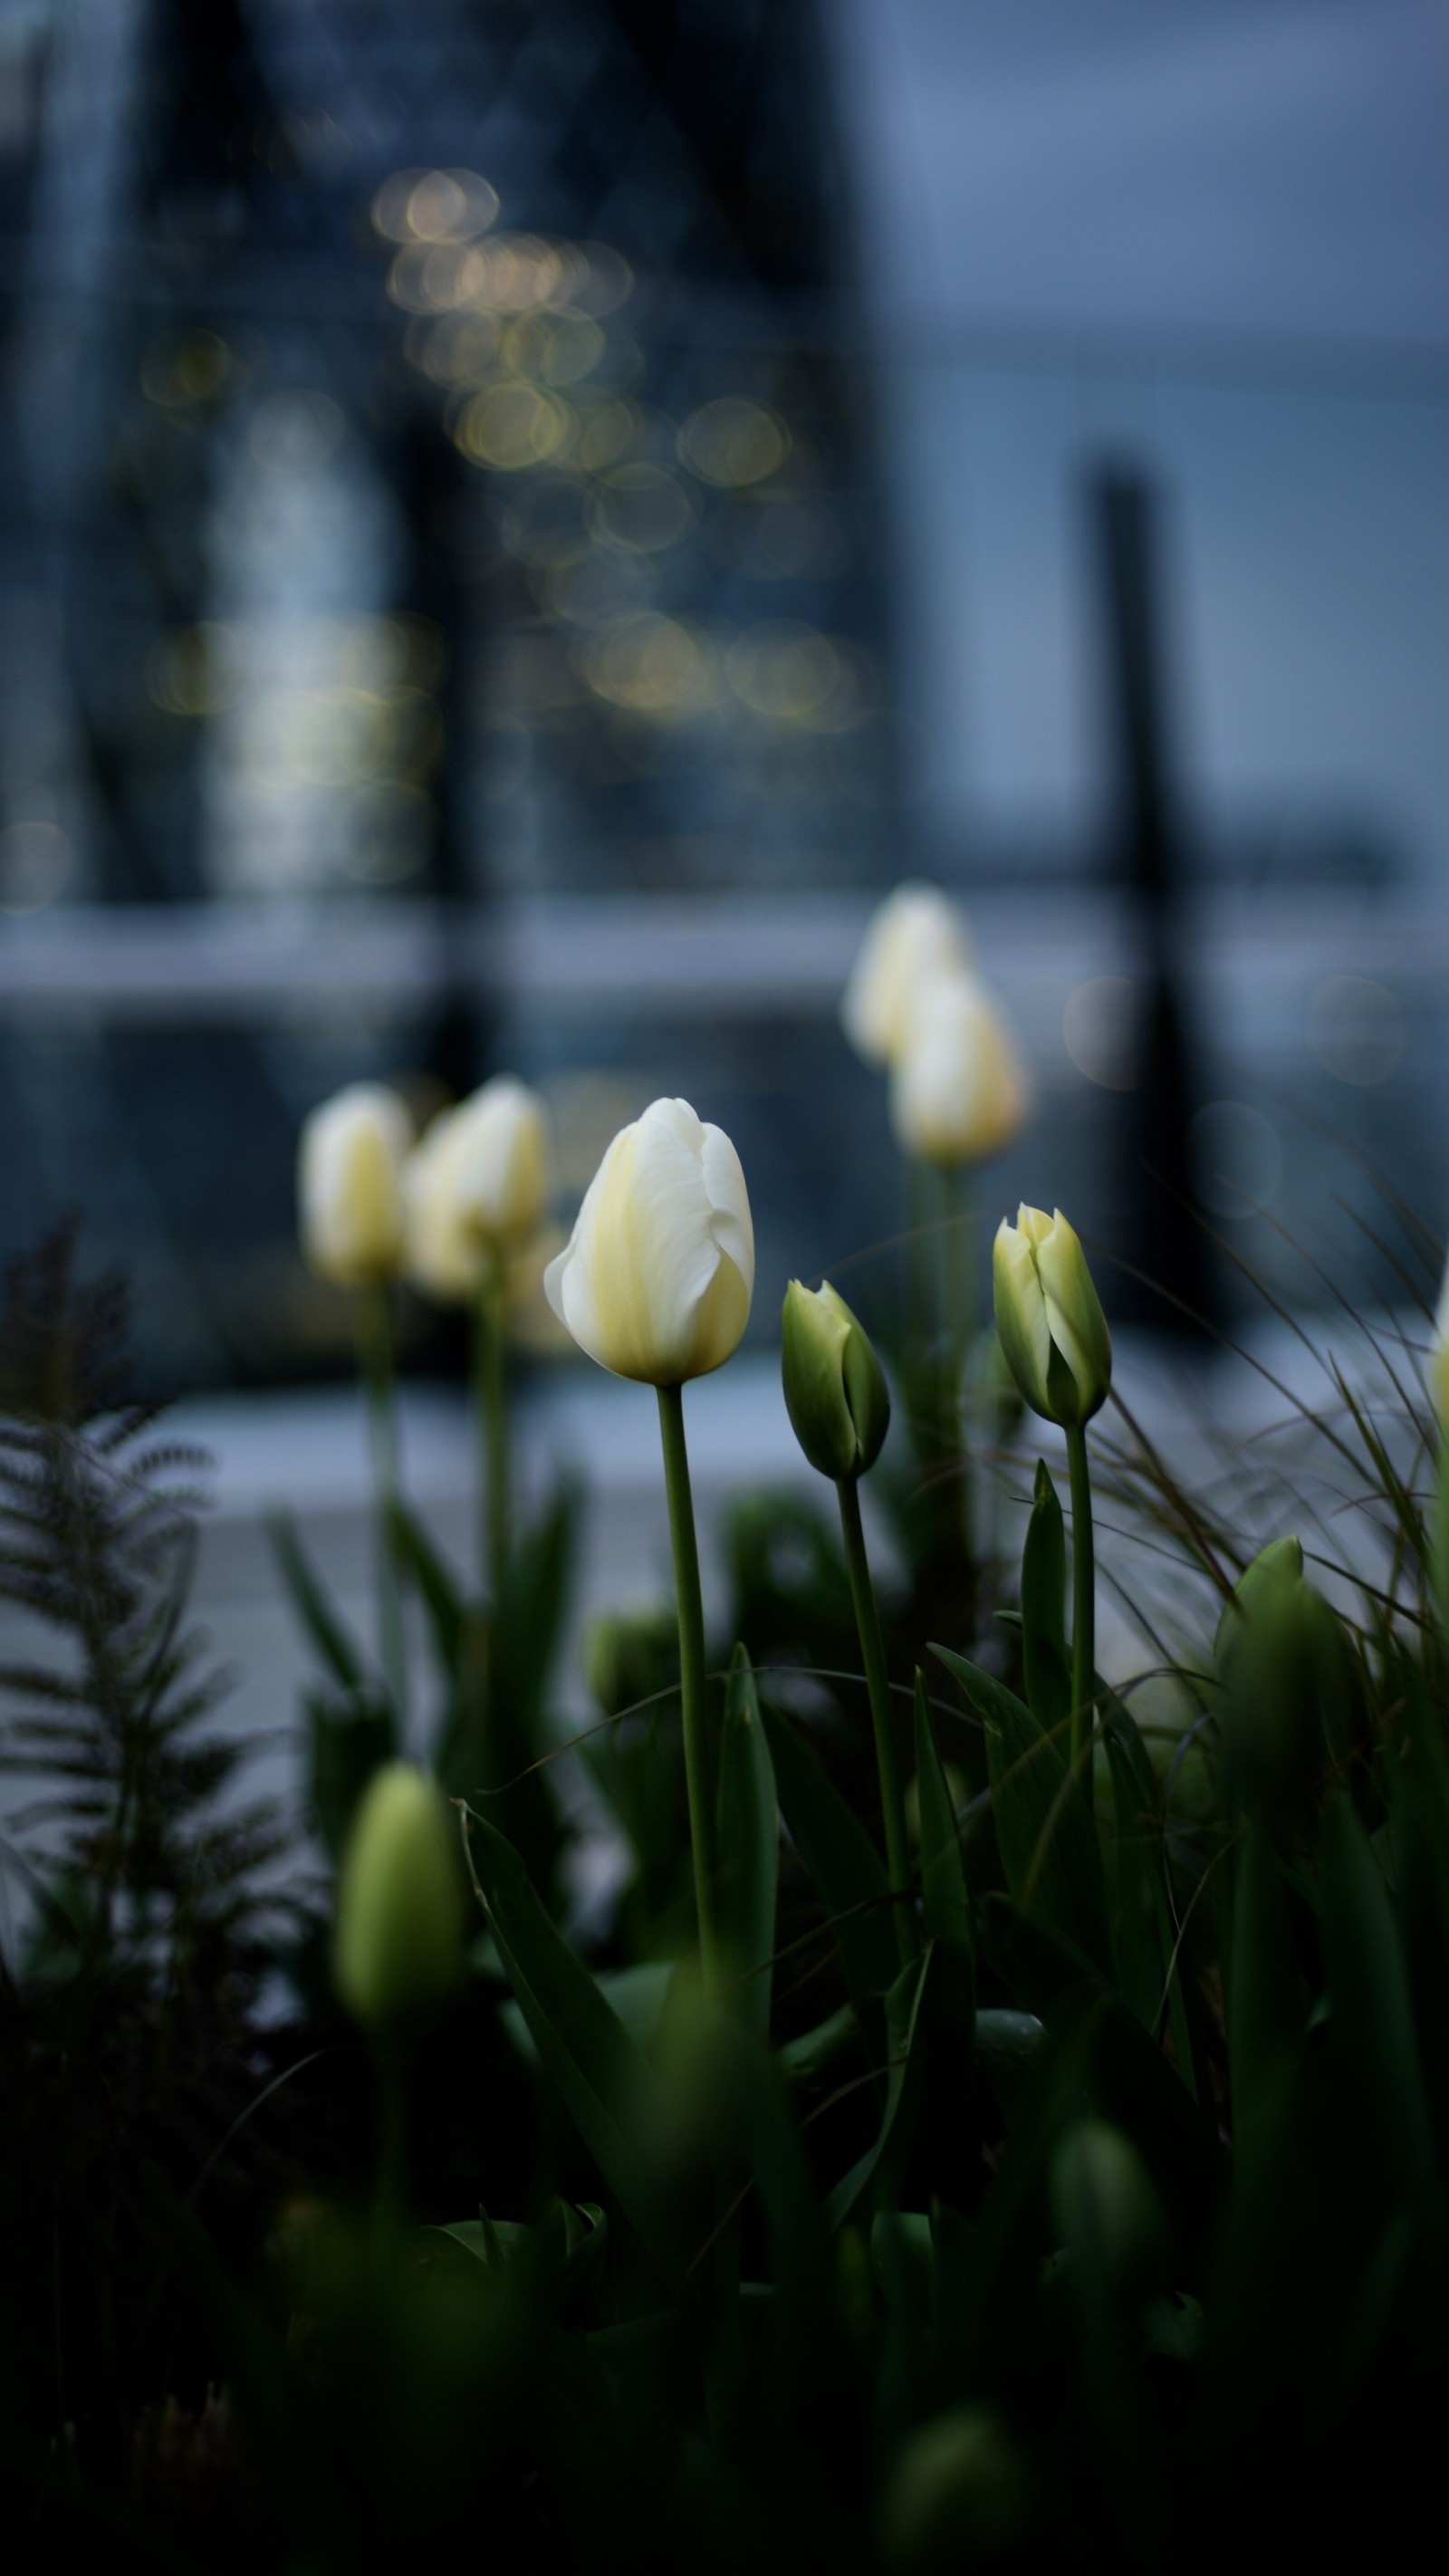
[946,1165,976,1564]
[837,1475,919,1968]
[1066,1422,1096,1786]
[474,1258,509,1604]
[657,1383,722,1985]
[359,1285,408,1729]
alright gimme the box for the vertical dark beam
[1092,465,1218,1334]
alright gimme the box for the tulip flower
[543,1096,753,1388]
[298,1083,411,1290]
[781,1279,891,1483]
[299,1083,412,1716]
[840,880,972,1070]
[334,1763,464,2029]
[992,1206,1111,1433]
[889,969,1029,1170]
[781,1281,915,1964]
[546,1099,754,1987]
[993,1205,1112,1772]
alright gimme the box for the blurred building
[2,0,1448,1388]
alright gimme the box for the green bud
[1216,1536,1359,1811]
[781,1278,891,1481]
[1050,2117,1165,2291]
[333,1763,465,2027]
[583,1603,678,1717]
[992,1204,1111,1429]
[879,2408,1029,2569]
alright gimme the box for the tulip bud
[889,969,1030,1168]
[879,2408,1029,2569]
[992,1205,1111,1429]
[299,1084,411,1290]
[333,1764,465,2027]
[781,1279,891,1481]
[1050,2117,1165,2292]
[840,881,972,1069]
[404,1077,550,1307]
[1216,1535,1359,1809]
[543,1096,753,1386]
[584,1602,679,1717]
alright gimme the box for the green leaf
[389,1495,465,1673]
[760,1700,899,2023]
[307,1685,394,1863]
[1229,1812,1303,2166]
[1319,1793,1434,2204]
[495,1485,578,1736]
[913,1672,973,1961]
[269,1509,365,1691]
[1387,1697,1449,2148]
[460,1805,687,2279]
[1099,1690,1201,2102]
[931,1644,1111,1978]
[826,1947,935,2228]
[1021,1460,1071,1743]
[715,1648,779,2040]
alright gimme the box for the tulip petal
[1035,1210,1112,1423]
[993,1218,1053,1418]
[699,1120,755,1294]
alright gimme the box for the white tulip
[403,1077,550,1306]
[889,968,1030,1168]
[544,1097,753,1385]
[840,881,973,1069]
[299,1083,411,1289]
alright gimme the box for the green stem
[359,1284,408,1729]
[1067,1421,1096,1786]
[473,1257,510,1603]
[656,1383,722,1984]
[837,1474,919,1968]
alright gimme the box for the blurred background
[1,0,1447,1391]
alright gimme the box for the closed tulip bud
[299,1084,411,1289]
[1050,2117,1165,2292]
[333,1764,465,2027]
[879,2408,1029,2569]
[1216,1535,1359,1805]
[889,969,1030,1168]
[993,1205,1111,1428]
[404,1077,550,1305]
[841,881,972,1069]
[782,1279,891,1481]
[544,1096,753,1386]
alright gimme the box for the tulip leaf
[1387,1699,1449,2148]
[460,1804,688,2281]
[715,1647,779,2040]
[1229,1812,1303,2165]
[1319,1793,1435,2204]
[825,1947,934,2228]
[1099,1688,1201,2102]
[931,1644,1111,1978]
[269,1508,366,1692]
[388,1495,465,1672]
[913,1672,973,1962]
[760,1701,900,2023]
[1021,1460,1070,1745]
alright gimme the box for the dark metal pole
[1091,464,1218,1335]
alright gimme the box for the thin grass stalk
[656,1382,721,1985]
[836,1473,918,1968]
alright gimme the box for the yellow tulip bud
[889,968,1030,1168]
[543,1097,753,1386]
[879,2408,1029,2568]
[333,1764,465,2027]
[781,1279,891,1481]
[298,1084,411,1290]
[992,1204,1111,1428]
[840,881,973,1069]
